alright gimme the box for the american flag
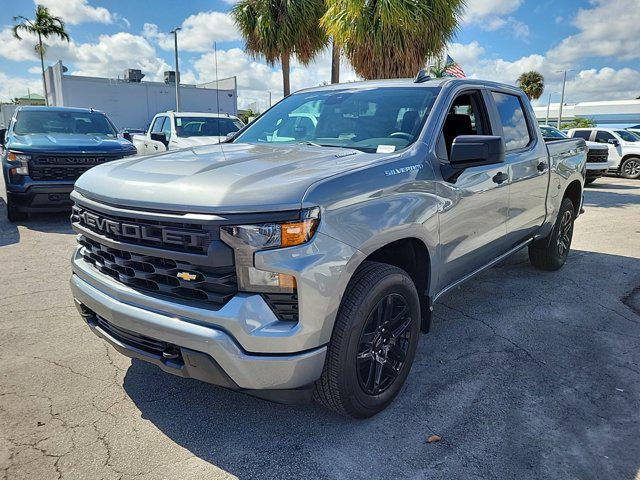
[443,55,466,78]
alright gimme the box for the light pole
[556,70,572,129]
[170,27,181,112]
[545,92,552,125]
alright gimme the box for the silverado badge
[176,271,198,281]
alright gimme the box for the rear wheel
[313,261,421,418]
[529,197,575,271]
[620,157,640,179]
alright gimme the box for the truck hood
[8,133,136,154]
[173,136,225,147]
[74,142,388,213]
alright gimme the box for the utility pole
[557,70,571,129]
[545,92,552,125]
[170,27,181,112]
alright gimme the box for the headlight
[220,208,320,293]
[7,151,30,175]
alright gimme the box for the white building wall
[534,99,640,126]
[45,62,238,130]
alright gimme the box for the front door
[436,89,510,290]
[594,130,623,168]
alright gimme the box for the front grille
[262,293,299,322]
[30,154,124,181]
[79,235,237,309]
[587,149,608,163]
[71,205,214,255]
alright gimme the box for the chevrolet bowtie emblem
[176,271,198,281]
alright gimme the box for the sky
[0,0,639,111]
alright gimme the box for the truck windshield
[615,130,639,142]
[175,117,243,138]
[13,110,117,136]
[540,125,566,138]
[234,87,440,153]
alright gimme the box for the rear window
[572,130,592,140]
[14,110,117,136]
[491,92,531,151]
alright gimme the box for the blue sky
[1,0,638,110]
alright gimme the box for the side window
[151,117,165,134]
[162,117,172,139]
[491,92,531,151]
[594,131,615,144]
[572,130,592,140]
[441,91,490,155]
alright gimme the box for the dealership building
[533,99,640,127]
[43,61,238,130]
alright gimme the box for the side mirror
[0,128,6,147]
[449,135,505,167]
[607,138,619,146]
[121,132,132,142]
[150,132,168,147]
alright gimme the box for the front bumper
[7,184,74,212]
[71,229,362,397]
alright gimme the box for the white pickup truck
[131,111,244,156]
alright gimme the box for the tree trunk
[281,52,290,97]
[331,39,340,84]
[38,32,48,106]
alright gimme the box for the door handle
[492,172,508,184]
[537,161,548,172]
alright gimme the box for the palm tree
[232,0,327,96]
[331,39,340,84]
[322,0,465,80]
[517,71,545,101]
[13,5,70,107]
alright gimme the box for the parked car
[626,128,640,140]
[540,125,610,184]
[567,127,640,179]
[132,111,244,156]
[1,106,137,221]
[70,77,586,418]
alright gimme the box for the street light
[545,92,553,126]
[170,27,181,112]
[556,69,573,129]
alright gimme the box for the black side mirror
[150,132,168,147]
[607,138,619,146]
[0,128,6,147]
[122,132,132,142]
[449,135,505,167]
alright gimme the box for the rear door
[489,90,550,244]
[436,89,511,289]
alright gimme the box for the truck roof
[296,77,524,94]
[16,105,104,114]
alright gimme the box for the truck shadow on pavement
[0,198,73,246]
[122,249,640,480]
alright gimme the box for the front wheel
[620,157,640,179]
[529,197,575,271]
[6,196,27,222]
[313,261,421,418]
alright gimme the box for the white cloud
[0,71,42,103]
[463,0,527,36]
[547,0,640,63]
[144,11,240,53]
[563,67,640,102]
[36,0,113,24]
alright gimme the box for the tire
[620,157,640,180]
[313,261,421,418]
[6,197,27,222]
[585,178,596,185]
[529,197,575,271]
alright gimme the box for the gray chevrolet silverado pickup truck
[70,77,586,418]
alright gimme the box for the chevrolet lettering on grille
[72,206,208,248]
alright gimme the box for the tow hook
[162,346,181,360]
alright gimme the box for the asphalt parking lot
[1,176,639,480]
